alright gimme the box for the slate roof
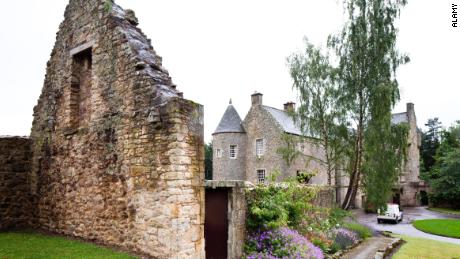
[391,112,408,124]
[213,104,245,134]
[262,106,303,135]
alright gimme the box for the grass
[0,231,136,259]
[343,222,372,239]
[392,235,460,259]
[412,219,460,239]
[428,207,460,216]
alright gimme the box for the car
[377,203,403,224]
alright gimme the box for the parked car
[377,203,403,223]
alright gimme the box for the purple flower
[332,228,360,249]
[245,227,324,259]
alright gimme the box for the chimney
[284,102,296,112]
[406,102,414,113]
[251,92,263,106]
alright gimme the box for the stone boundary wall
[0,137,34,230]
[312,186,335,208]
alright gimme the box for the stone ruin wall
[0,0,207,258]
[0,137,35,230]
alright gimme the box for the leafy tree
[328,0,409,210]
[276,133,301,167]
[288,40,351,187]
[289,0,409,210]
[422,121,460,207]
[421,118,442,173]
[204,142,213,180]
[429,148,460,208]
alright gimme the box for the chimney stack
[407,102,414,113]
[251,92,263,106]
[284,102,296,112]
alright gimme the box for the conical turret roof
[213,101,245,134]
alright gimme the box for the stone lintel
[70,40,96,56]
[204,180,254,189]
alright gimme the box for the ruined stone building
[212,92,329,185]
[0,0,205,258]
[212,93,425,208]
[390,103,426,206]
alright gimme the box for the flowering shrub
[245,227,324,259]
[332,228,360,250]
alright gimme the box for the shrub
[343,222,372,239]
[332,228,360,250]
[245,227,324,259]
[246,181,317,231]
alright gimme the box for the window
[256,139,264,157]
[69,47,92,129]
[216,149,222,158]
[257,170,266,184]
[229,145,237,159]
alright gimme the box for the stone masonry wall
[29,0,204,258]
[0,137,34,230]
[212,132,246,181]
[243,104,328,184]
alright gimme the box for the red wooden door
[205,188,228,259]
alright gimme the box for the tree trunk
[342,92,364,210]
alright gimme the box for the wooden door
[205,188,228,259]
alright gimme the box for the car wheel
[377,219,381,224]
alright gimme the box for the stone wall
[212,132,246,181]
[27,0,204,258]
[205,180,251,259]
[243,104,328,184]
[0,137,34,230]
[312,187,335,208]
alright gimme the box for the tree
[204,142,213,180]
[328,0,409,210]
[289,0,409,210]
[422,121,460,207]
[429,148,460,208]
[288,40,350,187]
[421,118,442,173]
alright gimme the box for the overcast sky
[0,0,458,142]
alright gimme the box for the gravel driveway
[353,206,460,245]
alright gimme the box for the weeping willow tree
[289,0,409,210]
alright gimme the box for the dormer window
[256,139,264,157]
[229,145,237,159]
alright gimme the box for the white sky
[0,0,458,142]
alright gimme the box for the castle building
[212,93,425,208]
[212,93,329,185]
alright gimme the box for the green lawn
[392,235,460,259]
[413,219,460,239]
[0,231,136,259]
[428,207,460,216]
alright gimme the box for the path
[342,236,396,259]
[353,206,460,245]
